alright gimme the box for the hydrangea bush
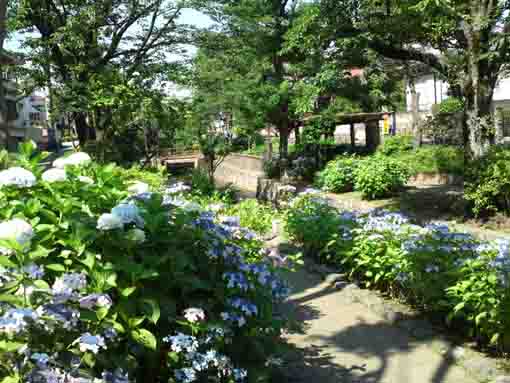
[0,142,290,382]
[284,194,510,350]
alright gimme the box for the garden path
[270,239,502,383]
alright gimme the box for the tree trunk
[350,123,356,147]
[0,0,8,150]
[294,123,301,146]
[279,120,289,160]
[463,66,496,158]
[74,112,96,146]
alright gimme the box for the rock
[383,310,404,324]
[333,281,349,290]
[451,346,466,360]
[271,219,282,237]
[324,273,345,285]
[494,376,510,383]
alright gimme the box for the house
[0,70,56,150]
[405,73,510,140]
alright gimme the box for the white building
[405,73,510,140]
[406,74,510,113]
[1,71,54,150]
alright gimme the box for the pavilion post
[350,123,355,147]
[365,120,381,152]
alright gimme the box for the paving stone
[463,356,499,381]
[494,375,510,383]
[324,273,345,285]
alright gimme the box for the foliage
[263,158,281,180]
[283,202,510,350]
[393,146,464,176]
[225,200,274,235]
[191,168,216,196]
[315,155,359,193]
[465,146,510,217]
[0,141,289,382]
[438,97,465,114]
[283,193,342,259]
[354,155,410,199]
[377,136,414,156]
[0,149,13,170]
[120,165,168,191]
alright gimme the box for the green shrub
[354,156,410,199]
[121,164,167,190]
[191,168,215,195]
[392,145,464,176]
[283,194,341,260]
[315,155,359,193]
[438,97,464,114]
[377,135,414,156]
[226,199,274,234]
[465,146,510,216]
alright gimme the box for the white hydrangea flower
[42,168,67,183]
[77,176,94,185]
[126,228,146,243]
[0,167,37,188]
[53,152,91,168]
[111,202,144,227]
[0,218,34,247]
[127,181,150,194]
[97,214,124,231]
[183,308,206,323]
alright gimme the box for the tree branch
[368,39,447,76]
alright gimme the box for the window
[502,110,510,137]
[29,112,41,122]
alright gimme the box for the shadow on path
[276,262,472,383]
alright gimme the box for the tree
[14,0,192,146]
[291,0,510,157]
[199,0,304,163]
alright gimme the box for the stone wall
[199,154,265,192]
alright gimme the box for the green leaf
[490,333,500,345]
[81,252,96,270]
[131,328,157,350]
[128,316,146,328]
[121,286,137,297]
[0,256,16,268]
[0,340,26,352]
[453,302,465,313]
[45,263,66,272]
[96,307,110,321]
[142,299,161,325]
[33,280,50,289]
[1,375,20,383]
[30,245,52,259]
